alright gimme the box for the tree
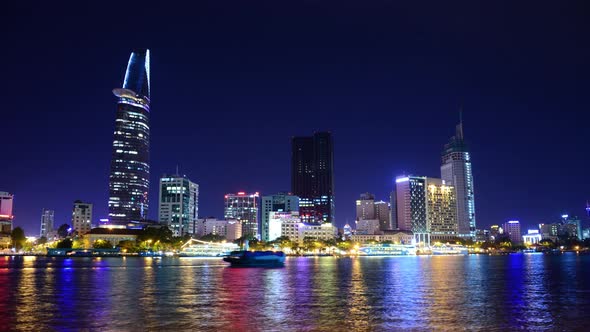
[137,226,173,243]
[93,240,113,249]
[11,227,26,250]
[117,240,139,253]
[37,236,48,246]
[57,224,70,238]
[56,238,73,249]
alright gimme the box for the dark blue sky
[1,1,589,235]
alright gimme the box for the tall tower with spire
[440,111,476,239]
[108,49,151,225]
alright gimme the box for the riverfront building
[158,175,199,236]
[224,192,260,238]
[261,193,299,241]
[503,220,522,244]
[108,49,151,225]
[71,200,93,236]
[426,178,458,241]
[441,117,476,239]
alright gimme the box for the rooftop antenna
[176,165,179,176]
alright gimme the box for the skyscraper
[224,192,260,238]
[374,201,391,231]
[389,190,397,229]
[291,132,335,224]
[441,116,476,239]
[503,220,522,244]
[108,49,151,225]
[425,178,458,241]
[396,176,427,234]
[40,208,55,238]
[0,192,14,236]
[356,193,376,221]
[158,174,199,236]
[261,193,299,241]
[71,200,93,236]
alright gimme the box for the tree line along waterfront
[3,224,590,256]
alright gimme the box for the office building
[108,49,151,225]
[291,132,335,224]
[396,176,427,233]
[539,223,559,242]
[426,178,458,241]
[503,220,522,244]
[355,219,381,235]
[224,192,260,238]
[356,193,376,220]
[261,193,299,241]
[226,219,243,241]
[40,209,55,238]
[158,174,199,236]
[0,192,14,235]
[72,200,93,236]
[375,201,391,230]
[561,215,582,240]
[389,190,397,229]
[356,193,391,231]
[195,218,228,237]
[275,212,303,242]
[441,116,476,238]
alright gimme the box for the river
[1,254,589,331]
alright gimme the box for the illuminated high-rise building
[441,115,476,239]
[426,178,457,241]
[40,208,55,238]
[291,132,335,224]
[261,193,299,241]
[158,174,199,236]
[395,176,427,234]
[356,193,376,221]
[503,220,522,244]
[224,192,260,238]
[108,49,151,225]
[0,192,14,235]
[71,200,93,236]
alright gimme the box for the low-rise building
[523,229,542,245]
[88,228,142,246]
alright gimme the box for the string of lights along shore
[1,48,589,249]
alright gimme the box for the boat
[431,244,469,255]
[179,238,239,257]
[358,244,417,256]
[46,248,121,257]
[222,240,285,267]
[223,250,286,267]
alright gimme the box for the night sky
[1,1,589,235]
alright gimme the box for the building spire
[456,104,464,141]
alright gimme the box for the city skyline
[1,2,588,235]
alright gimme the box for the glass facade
[224,193,259,238]
[291,132,335,224]
[108,50,151,224]
[441,120,476,238]
[158,176,199,236]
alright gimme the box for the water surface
[1,254,589,331]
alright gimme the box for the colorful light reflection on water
[1,254,589,330]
